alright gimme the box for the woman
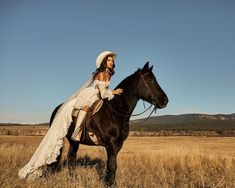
[18,51,123,179]
[71,51,123,141]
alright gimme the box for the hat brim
[96,51,117,68]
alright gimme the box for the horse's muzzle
[156,96,168,109]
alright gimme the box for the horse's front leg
[105,141,123,187]
[105,148,118,187]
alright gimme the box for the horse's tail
[49,103,63,127]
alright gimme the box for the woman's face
[106,56,114,69]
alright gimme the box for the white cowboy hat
[96,51,116,68]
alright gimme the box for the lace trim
[18,100,74,179]
[18,120,70,179]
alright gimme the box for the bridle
[105,71,158,122]
[138,72,159,106]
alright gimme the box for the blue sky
[1,0,235,123]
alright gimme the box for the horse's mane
[114,69,141,90]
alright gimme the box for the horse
[48,62,168,186]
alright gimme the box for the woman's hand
[112,88,123,95]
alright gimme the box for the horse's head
[135,62,168,109]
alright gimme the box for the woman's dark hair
[93,55,115,79]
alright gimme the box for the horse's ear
[149,65,153,72]
[141,62,149,72]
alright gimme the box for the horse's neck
[109,79,139,118]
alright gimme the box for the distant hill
[130,113,235,132]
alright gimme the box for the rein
[105,101,153,118]
[105,72,158,122]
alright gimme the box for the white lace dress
[18,80,114,179]
[73,80,114,109]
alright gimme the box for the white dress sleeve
[96,81,114,100]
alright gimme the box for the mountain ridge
[131,113,235,124]
[129,113,235,133]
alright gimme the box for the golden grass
[0,136,235,187]
[0,125,48,136]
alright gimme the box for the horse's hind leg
[66,120,79,168]
[67,138,79,168]
[47,146,63,172]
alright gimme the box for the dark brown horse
[49,62,168,186]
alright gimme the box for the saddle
[72,99,103,145]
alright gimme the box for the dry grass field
[0,134,235,187]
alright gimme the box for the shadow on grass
[68,155,105,179]
[44,155,105,180]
